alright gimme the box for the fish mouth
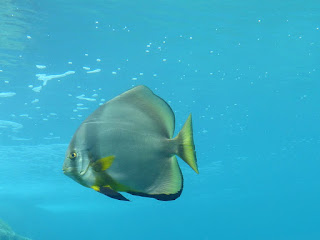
[62,167,72,175]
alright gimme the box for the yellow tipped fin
[91,155,115,172]
[91,185,100,191]
[92,185,130,201]
[175,114,199,174]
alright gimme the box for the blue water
[0,0,319,239]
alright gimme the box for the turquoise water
[0,0,319,239]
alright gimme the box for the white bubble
[36,65,46,69]
[96,58,101,62]
[36,71,75,86]
[76,95,96,101]
[77,107,88,110]
[0,92,16,98]
[27,35,32,39]
[87,69,101,74]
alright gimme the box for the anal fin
[127,156,183,201]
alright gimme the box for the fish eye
[69,152,77,159]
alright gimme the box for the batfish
[62,85,198,201]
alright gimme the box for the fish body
[63,85,198,201]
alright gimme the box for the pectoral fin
[91,155,115,172]
[91,185,130,201]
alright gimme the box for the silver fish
[62,85,198,201]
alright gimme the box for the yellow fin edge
[91,185,100,191]
[175,114,199,174]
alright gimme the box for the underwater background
[0,0,319,239]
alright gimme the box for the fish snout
[62,160,73,174]
[62,166,70,174]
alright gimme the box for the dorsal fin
[85,85,175,139]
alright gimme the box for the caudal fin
[175,114,199,174]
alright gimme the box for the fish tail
[175,114,199,174]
